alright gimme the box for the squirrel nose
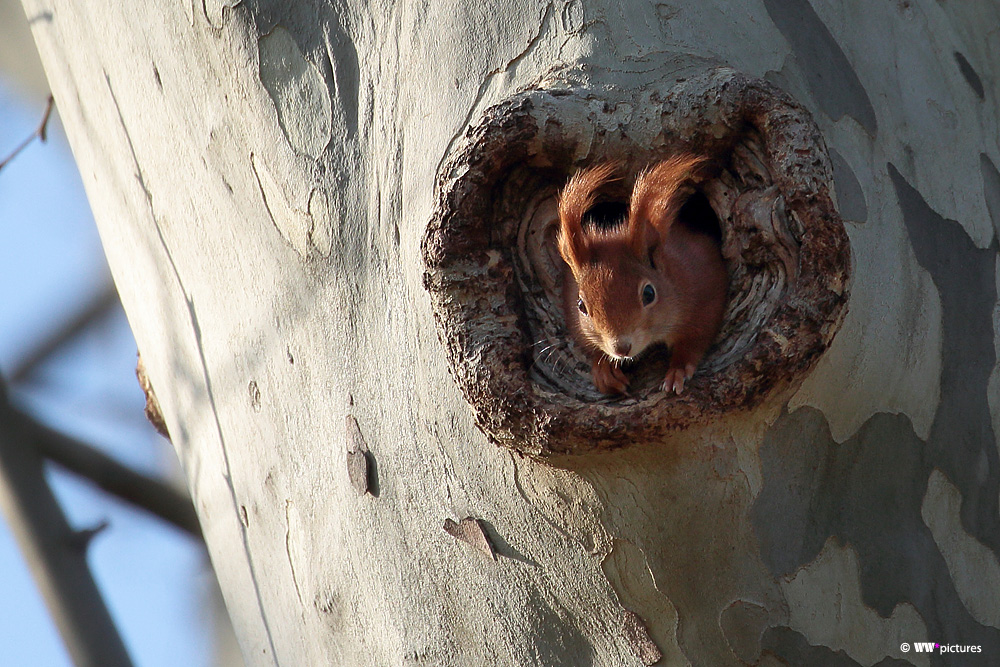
[613,341,632,357]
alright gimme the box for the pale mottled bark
[22,0,1000,665]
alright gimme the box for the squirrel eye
[641,284,656,306]
[577,298,588,316]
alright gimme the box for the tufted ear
[629,154,706,242]
[628,216,661,259]
[557,162,620,265]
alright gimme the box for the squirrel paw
[592,356,629,395]
[662,363,696,395]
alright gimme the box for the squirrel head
[557,155,705,361]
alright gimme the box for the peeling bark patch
[829,148,867,224]
[136,352,169,439]
[781,538,930,665]
[954,52,985,100]
[307,188,333,257]
[751,407,836,576]
[443,517,495,560]
[720,600,768,664]
[323,16,361,138]
[922,470,1000,629]
[621,610,662,665]
[890,164,1000,555]
[422,67,850,456]
[760,626,874,666]
[761,0,877,135]
[314,587,343,624]
[258,26,332,158]
[204,0,239,29]
[600,539,682,664]
[752,408,1000,658]
[981,154,1000,242]
[345,415,366,452]
[250,153,332,258]
[345,415,373,496]
[248,380,261,412]
[345,448,369,496]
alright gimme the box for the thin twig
[11,405,202,538]
[0,374,134,667]
[0,95,55,172]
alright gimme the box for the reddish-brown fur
[557,156,728,395]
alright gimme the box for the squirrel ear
[630,154,706,234]
[622,214,662,258]
[558,162,620,264]
[629,217,661,257]
[557,219,588,265]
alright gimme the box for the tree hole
[422,67,850,456]
[678,191,722,244]
[584,200,630,232]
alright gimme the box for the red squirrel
[557,156,727,395]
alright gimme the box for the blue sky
[0,77,221,667]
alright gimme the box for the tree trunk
[22,0,1000,664]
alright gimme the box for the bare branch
[11,405,202,538]
[0,95,55,172]
[0,375,134,667]
[8,280,119,383]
